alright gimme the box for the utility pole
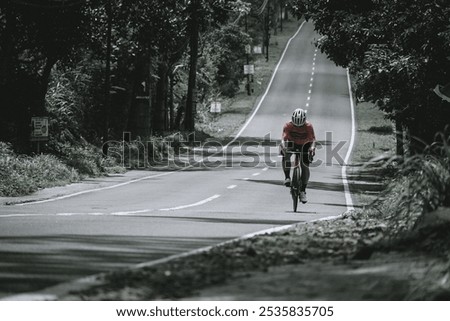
[279,0,283,32]
[185,0,200,133]
[265,0,270,62]
[103,0,112,156]
[245,14,251,95]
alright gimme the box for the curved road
[0,21,355,299]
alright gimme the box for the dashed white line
[227,185,237,189]
[252,173,261,177]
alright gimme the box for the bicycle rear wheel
[291,167,301,212]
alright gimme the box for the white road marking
[111,209,153,215]
[227,185,237,189]
[159,195,221,211]
[262,167,269,171]
[252,173,260,176]
[15,171,175,206]
[343,68,356,212]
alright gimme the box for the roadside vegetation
[1,0,288,195]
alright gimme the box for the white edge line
[15,171,174,206]
[224,21,306,149]
[343,68,356,212]
[159,195,220,211]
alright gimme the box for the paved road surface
[0,21,355,299]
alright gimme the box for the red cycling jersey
[282,121,316,146]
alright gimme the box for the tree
[0,0,89,150]
[292,0,450,153]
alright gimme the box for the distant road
[0,21,355,299]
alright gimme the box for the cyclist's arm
[308,125,317,155]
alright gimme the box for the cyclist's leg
[282,151,292,179]
[282,150,292,186]
[300,162,310,192]
[300,143,312,192]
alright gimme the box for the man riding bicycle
[281,108,316,203]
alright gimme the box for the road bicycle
[289,148,313,212]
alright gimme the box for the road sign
[244,64,255,75]
[210,102,222,113]
[31,117,49,141]
[245,44,252,54]
[253,46,262,54]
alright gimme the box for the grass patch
[352,102,395,163]
[0,141,125,197]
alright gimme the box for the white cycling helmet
[291,108,307,127]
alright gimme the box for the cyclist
[281,108,316,203]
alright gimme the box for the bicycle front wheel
[291,167,301,212]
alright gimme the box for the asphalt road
[0,21,355,299]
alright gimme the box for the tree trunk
[185,0,200,133]
[168,72,175,130]
[38,56,57,115]
[153,60,169,133]
[1,1,15,88]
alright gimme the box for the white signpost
[210,101,222,113]
[31,117,49,153]
[31,117,49,141]
[244,64,255,75]
[253,46,262,54]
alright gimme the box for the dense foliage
[292,0,450,152]
[1,0,275,153]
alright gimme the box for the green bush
[0,142,79,197]
[371,131,450,233]
[61,144,103,176]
